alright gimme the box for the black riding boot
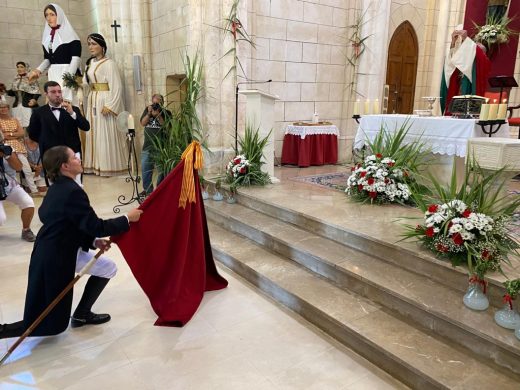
[0,321,24,339]
[70,276,111,328]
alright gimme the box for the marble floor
[0,172,406,389]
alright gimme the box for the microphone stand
[234,79,272,154]
[113,127,143,213]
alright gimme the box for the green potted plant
[495,279,520,329]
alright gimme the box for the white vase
[494,304,520,330]
[463,282,489,311]
[212,191,223,201]
[202,189,209,200]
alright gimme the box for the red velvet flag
[111,142,228,326]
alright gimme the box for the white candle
[353,99,360,116]
[488,100,498,120]
[364,99,371,115]
[497,99,508,120]
[479,104,490,121]
[373,99,380,115]
[128,114,135,129]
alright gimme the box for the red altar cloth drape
[111,157,228,327]
[281,134,338,167]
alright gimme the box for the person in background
[24,136,47,194]
[0,140,36,242]
[0,100,40,196]
[8,61,41,128]
[140,94,172,195]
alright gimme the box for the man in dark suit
[28,81,89,183]
[0,146,142,339]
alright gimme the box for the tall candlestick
[128,114,135,129]
[479,104,490,121]
[353,99,360,116]
[373,99,380,115]
[364,99,371,115]
[497,99,508,120]
[488,100,498,120]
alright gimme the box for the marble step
[208,222,520,390]
[233,190,511,306]
[205,199,520,375]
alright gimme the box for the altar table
[354,114,510,157]
[281,124,339,167]
[354,115,510,186]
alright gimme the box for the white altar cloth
[286,125,339,139]
[354,115,510,157]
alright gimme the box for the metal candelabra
[113,128,143,213]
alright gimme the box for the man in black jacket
[28,81,89,183]
[0,146,142,339]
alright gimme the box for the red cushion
[508,118,520,126]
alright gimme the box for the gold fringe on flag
[179,141,204,209]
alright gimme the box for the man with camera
[140,94,172,196]
[0,141,36,242]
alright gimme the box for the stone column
[356,0,392,102]
[430,1,450,116]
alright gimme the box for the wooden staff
[0,247,107,366]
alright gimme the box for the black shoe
[0,321,24,339]
[70,312,111,328]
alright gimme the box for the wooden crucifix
[111,20,121,42]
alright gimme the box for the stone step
[205,199,520,375]
[208,222,520,390]
[233,190,512,306]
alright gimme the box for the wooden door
[385,22,418,114]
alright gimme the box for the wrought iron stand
[113,129,143,213]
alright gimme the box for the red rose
[357,184,363,191]
[448,221,453,229]
[462,209,471,218]
[360,172,367,178]
[369,191,377,199]
[351,166,355,171]
[234,157,241,164]
[387,162,395,167]
[425,227,435,237]
[428,204,438,213]
[452,233,463,246]
[384,178,390,184]
[239,167,246,174]
[367,178,375,185]
[376,153,382,159]
[482,249,490,260]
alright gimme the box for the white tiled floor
[0,174,406,389]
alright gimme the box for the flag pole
[0,247,108,366]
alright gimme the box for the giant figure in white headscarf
[28,3,81,103]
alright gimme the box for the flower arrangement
[402,160,520,284]
[474,15,514,48]
[226,154,250,182]
[346,154,412,204]
[346,123,428,205]
[225,123,270,187]
[413,200,507,280]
